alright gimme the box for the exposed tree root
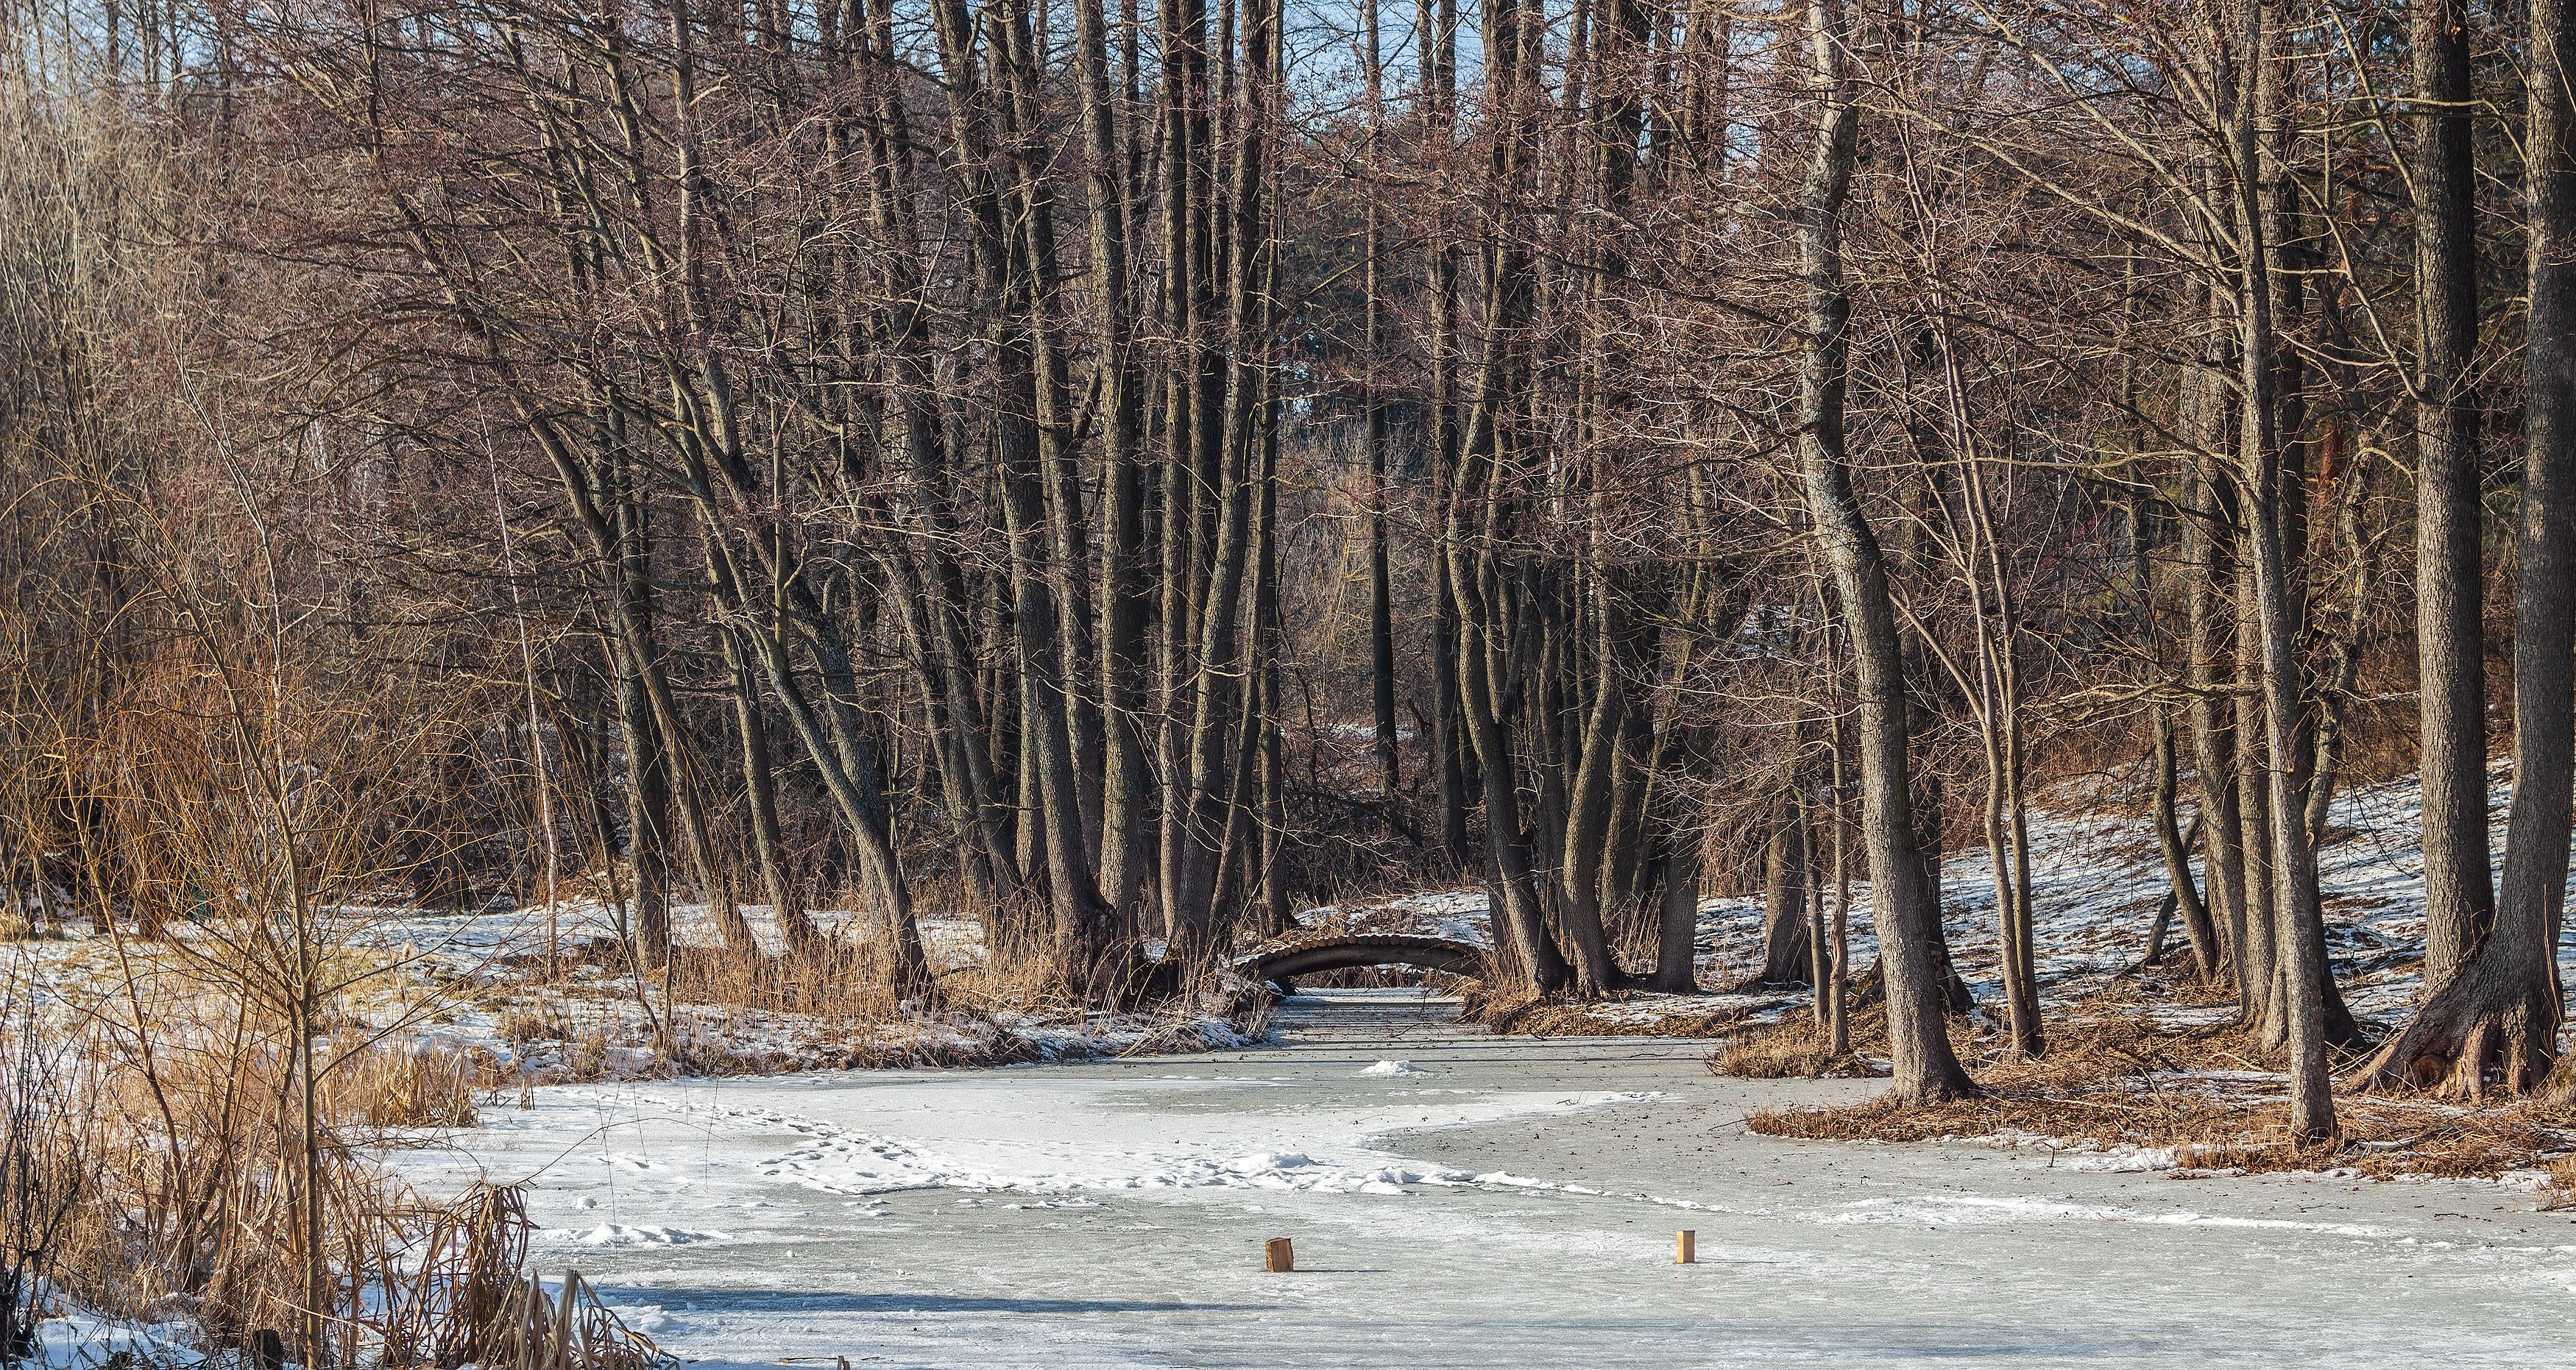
[2345,967,2556,1099]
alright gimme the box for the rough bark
[1755,798,1814,986]
[1170,0,1278,953]
[2186,338,2250,1007]
[1362,0,1401,817]
[605,450,671,965]
[1651,835,1702,994]
[1420,0,1471,868]
[1155,0,1209,937]
[2411,0,2495,992]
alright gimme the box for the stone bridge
[1235,932,1486,990]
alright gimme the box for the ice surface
[393,991,2576,1368]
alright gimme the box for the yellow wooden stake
[1264,1237,1295,1273]
[1676,1229,1696,1264]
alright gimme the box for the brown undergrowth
[1719,973,2576,1181]
[473,928,1267,1079]
[1710,1011,1883,1078]
[1521,1002,1766,1038]
[2538,1157,2576,1210]
[1461,985,1774,1039]
[0,965,576,1367]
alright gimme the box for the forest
[5,0,2576,1361]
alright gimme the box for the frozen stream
[400,990,2576,1367]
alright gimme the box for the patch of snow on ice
[1225,1151,1315,1174]
[718,1085,1677,1201]
[1964,1129,2181,1172]
[1359,1059,1427,1076]
[548,1222,729,1246]
[1821,1193,2384,1236]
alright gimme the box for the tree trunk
[1794,0,1971,1102]
[2236,547,2279,1034]
[606,451,671,967]
[1420,0,1471,868]
[2227,0,2334,1141]
[2186,338,2251,1009]
[1076,0,1152,930]
[928,0,1117,973]
[2353,0,2572,1096]
[1255,383,1292,936]
[2411,0,2495,992]
[1827,724,1853,1056]
[1555,578,1630,995]
[2153,706,2221,976]
[1755,798,1813,986]
[1155,0,1209,939]
[726,628,817,956]
[1170,0,1278,954]
[1362,0,1402,819]
[1651,832,1702,993]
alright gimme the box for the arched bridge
[1236,933,1486,989]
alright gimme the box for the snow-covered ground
[1306,762,2576,1037]
[392,990,2576,1367]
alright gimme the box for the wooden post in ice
[1264,1237,1294,1273]
[1675,1230,1696,1264]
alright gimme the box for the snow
[1287,762,2576,1040]
[389,992,2576,1366]
[1356,1060,1425,1076]
[12,1309,200,1370]
[433,1071,1667,1204]
[550,1222,732,1246]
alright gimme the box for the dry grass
[2538,1157,2576,1211]
[1722,974,2576,1181]
[493,1007,555,1044]
[324,1030,494,1131]
[3,1004,679,1370]
[474,1269,677,1370]
[1750,1085,2566,1180]
[1461,984,1768,1039]
[1710,1018,1879,1079]
[477,925,1268,1081]
[0,945,551,1369]
[1515,1001,1766,1038]
[1708,998,1895,1073]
